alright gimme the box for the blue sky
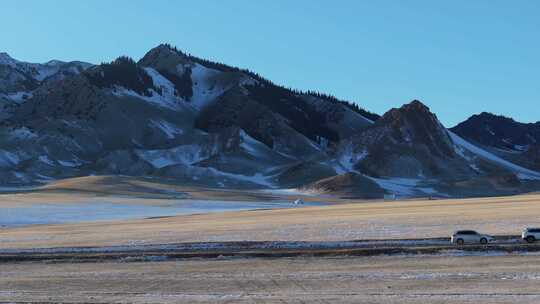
[1,1,539,126]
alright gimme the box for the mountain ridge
[0,44,539,198]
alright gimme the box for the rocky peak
[373,100,453,157]
[342,100,463,178]
[138,44,190,69]
[406,99,430,111]
[148,44,179,56]
[379,100,437,125]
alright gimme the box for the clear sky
[1,1,539,127]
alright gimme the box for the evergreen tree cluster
[86,56,156,96]
[161,44,379,122]
[305,91,380,122]
[247,82,339,143]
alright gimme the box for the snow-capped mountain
[0,44,539,198]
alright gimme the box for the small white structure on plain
[293,199,304,205]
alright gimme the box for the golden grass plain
[1,175,539,249]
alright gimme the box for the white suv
[451,230,494,245]
[522,228,540,243]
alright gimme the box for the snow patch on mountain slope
[306,137,323,152]
[149,119,183,139]
[206,167,275,188]
[112,86,188,111]
[371,177,416,196]
[239,132,259,155]
[9,127,37,140]
[57,159,82,168]
[38,155,55,166]
[469,163,481,173]
[13,171,27,181]
[136,143,277,186]
[5,91,32,103]
[335,143,368,174]
[453,144,472,161]
[370,177,438,197]
[239,75,258,86]
[239,130,274,158]
[136,145,206,168]
[190,63,227,109]
[33,65,62,81]
[0,150,20,167]
[514,145,529,153]
[143,67,177,99]
[448,131,540,180]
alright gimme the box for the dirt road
[0,236,538,263]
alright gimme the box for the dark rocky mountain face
[371,100,454,157]
[450,112,540,173]
[525,145,540,170]
[340,100,470,178]
[0,44,539,198]
[195,87,303,151]
[451,112,540,152]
